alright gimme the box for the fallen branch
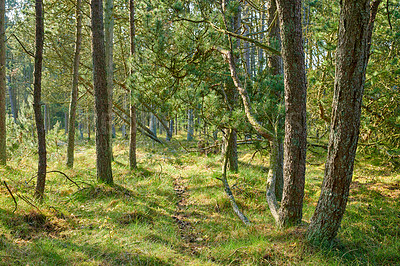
[47,170,81,189]
[17,193,41,212]
[220,130,251,226]
[3,181,18,213]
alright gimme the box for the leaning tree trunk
[307,0,382,245]
[0,0,6,165]
[66,0,83,168]
[33,0,46,201]
[129,0,137,170]
[91,0,113,184]
[276,0,307,227]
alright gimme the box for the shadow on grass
[1,235,173,265]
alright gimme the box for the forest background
[0,0,399,265]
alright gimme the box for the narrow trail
[172,175,203,255]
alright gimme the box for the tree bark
[307,0,382,245]
[91,0,113,184]
[0,0,6,165]
[66,0,83,168]
[276,0,307,227]
[33,0,46,201]
[129,0,137,170]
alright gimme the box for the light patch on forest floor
[0,139,399,265]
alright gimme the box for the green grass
[0,137,399,265]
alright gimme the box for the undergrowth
[0,136,399,265]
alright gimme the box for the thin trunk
[307,0,382,244]
[0,0,6,165]
[121,94,126,138]
[150,113,157,137]
[66,0,83,168]
[187,109,194,141]
[127,0,138,163]
[267,0,284,202]
[166,118,173,142]
[129,0,136,170]
[87,108,91,140]
[91,0,113,184]
[33,0,46,201]
[105,0,114,158]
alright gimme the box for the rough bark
[307,0,382,245]
[33,0,47,201]
[66,0,83,168]
[91,0,113,184]
[0,0,6,165]
[129,0,137,170]
[276,0,307,227]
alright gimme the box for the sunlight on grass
[0,137,399,265]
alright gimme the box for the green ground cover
[0,137,399,265]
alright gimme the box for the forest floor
[0,135,399,265]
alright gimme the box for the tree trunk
[0,0,6,165]
[166,118,173,141]
[187,109,194,141]
[276,0,307,227]
[267,0,284,202]
[66,0,83,168]
[105,0,114,158]
[307,0,382,244]
[150,113,157,137]
[129,0,137,170]
[91,0,113,184]
[7,77,18,123]
[33,0,46,201]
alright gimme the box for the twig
[3,181,18,213]
[17,193,41,212]
[48,206,65,219]
[11,33,34,57]
[47,170,81,189]
[249,150,259,164]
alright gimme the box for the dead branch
[47,170,81,189]
[3,181,18,213]
[17,193,41,212]
[220,129,251,226]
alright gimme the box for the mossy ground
[0,135,399,265]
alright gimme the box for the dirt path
[172,175,203,254]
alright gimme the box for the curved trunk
[307,0,382,244]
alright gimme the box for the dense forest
[0,0,399,264]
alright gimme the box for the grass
[0,136,399,265]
